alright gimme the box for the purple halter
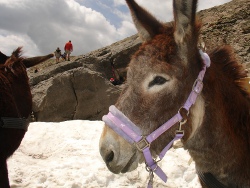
[102,50,211,187]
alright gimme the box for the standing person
[54,47,62,63]
[64,40,73,61]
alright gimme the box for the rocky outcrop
[29,0,249,122]
[29,35,141,121]
[198,0,250,66]
[31,67,121,121]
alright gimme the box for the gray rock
[31,67,123,121]
[30,35,141,121]
[198,0,250,65]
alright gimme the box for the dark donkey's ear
[173,0,198,44]
[125,0,164,42]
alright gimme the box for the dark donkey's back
[0,48,53,188]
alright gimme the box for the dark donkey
[99,0,250,187]
[0,47,53,188]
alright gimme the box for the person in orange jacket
[64,40,73,61]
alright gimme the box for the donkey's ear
[125,0,164,42]
[173,0,198,44]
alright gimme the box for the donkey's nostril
[105,151,114,163]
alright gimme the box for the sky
[8,120,201,188]
[0,0,232,57]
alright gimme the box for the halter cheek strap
[102,50,210,187]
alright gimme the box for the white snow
[7,120,201,188]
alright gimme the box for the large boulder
[29,35,142,121]
[30,0,249,122]
[31,67,121,121]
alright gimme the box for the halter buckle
[135,137,150,151]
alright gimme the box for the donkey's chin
[107,152,141,174]
[121,152,139,173]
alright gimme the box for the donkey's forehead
[130,55,172,72]
[129,34,178,71]
[133,29,177,62]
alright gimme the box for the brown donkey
[99,0,250,187]
[0,47,53,188]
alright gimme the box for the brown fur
[99,0,250,187]
[0,47,53,188]
[186,46,250,187]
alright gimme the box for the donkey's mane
[0,47,23,68]
[206,45,250,150]
[11,47,23,59]
[209,46,249,98]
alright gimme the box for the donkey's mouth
[121,152,137,173]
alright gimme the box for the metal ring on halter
[178,106,189,119]
[155,157,163,163]
[145,161,159,172]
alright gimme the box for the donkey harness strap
[197,170,227,188]
[102,50,211,187]
[0,117,29,131]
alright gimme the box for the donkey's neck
[183,47,250,187]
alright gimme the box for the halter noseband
[102,50,211,187]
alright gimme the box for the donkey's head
[100,0,204,174]
[0,47,32,118]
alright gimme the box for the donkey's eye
[148,76,168,88]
